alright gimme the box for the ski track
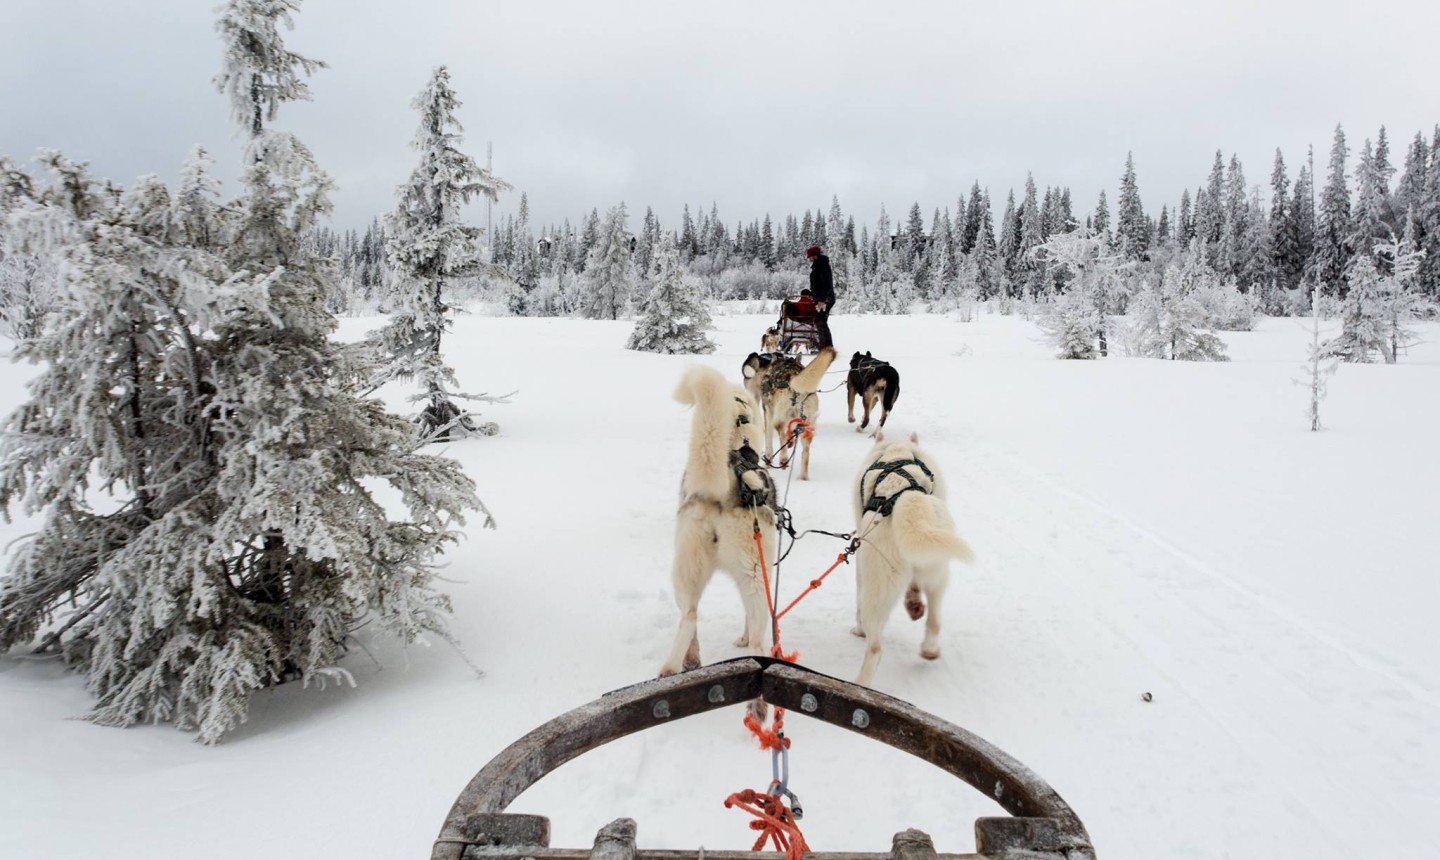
[986,444,1440,713]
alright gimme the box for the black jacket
[809,254,835,306]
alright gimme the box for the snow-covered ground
[2,311,1437,860]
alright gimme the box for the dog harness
[731,444,776,510]
[859,457,935,517]
[761,359,802,398]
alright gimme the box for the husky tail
[880,370,900,414]
[675,365,738,501]
[890,492,974,565]
[789,347,838,395]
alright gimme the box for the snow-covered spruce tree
[581,203,634,320]
[1040,289,1103,359]
[0,153,263,738]
[1372,236,1431,363]
[1123,278,1167,358]
[626,234,715,354]
[375,65,510,439]
[207,0,484,734]
[1321,255,1388,362]
[506,192,537,316]
[1157,264,1230,361]
[1031,226,1129,358]
[1116,152,1149,261]
[0,1,483,745]
[1313,125,1352,294]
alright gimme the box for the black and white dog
[846,351,900,431]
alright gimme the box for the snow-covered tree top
[213,0,327,139]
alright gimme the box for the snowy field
[2,310,1437,860]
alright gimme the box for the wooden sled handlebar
[433,658,1094,860]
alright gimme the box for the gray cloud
[3,0,1438,237]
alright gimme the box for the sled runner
[775,295,822,355]
[432,658,1095,860]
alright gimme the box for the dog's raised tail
[790,347,838,395]
[881,372,900,414]
[890,492,974,565]
[674,365,738,501]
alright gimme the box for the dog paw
[920,645,941,661]
[850,625,865,638]
[747,699,770,723]
[905,598,926,621]
[847,415,856,423]
[683,655,702,672]
[733,633,750,647]
[658,665,678,678]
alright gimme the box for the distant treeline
[310,122,1438,315]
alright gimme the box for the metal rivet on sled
[707,685,726,704]
[800,693,819,713]
[851,708,870,729]
[652,700,671,720]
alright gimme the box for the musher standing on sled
[805,245,835,349]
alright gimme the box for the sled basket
[432,658,1095,860]
[776,296,822,355]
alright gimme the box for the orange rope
[786,417,814,443]
[731,510,835,857]
[724,789,810,860]
[776,551,850,620]
[741,707,789,751]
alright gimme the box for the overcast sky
[3,0,1438,238]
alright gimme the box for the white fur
[759,347,836,481]
[850,431,974,687]
[660,366,777,678]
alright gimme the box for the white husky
[659,366,777,678]
[850,431,974,687]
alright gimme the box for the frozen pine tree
[1031,226,1129,357]
[1158,263,1230,361]
[507,193,537,315]
[1313,125,1352,293]
[582,203,634,320]
[174,145,225,247]
[1123,278,1167,358]
[1369,236,1430,363]
[1040,289,1103,359]
[202,0,485,735]
[1321,255,1388,362]
[0,0,483,744]
[626,234,715,354]
[1116,152,1149,260]
[377,65,510,439]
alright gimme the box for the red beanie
[806,245,821,257]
